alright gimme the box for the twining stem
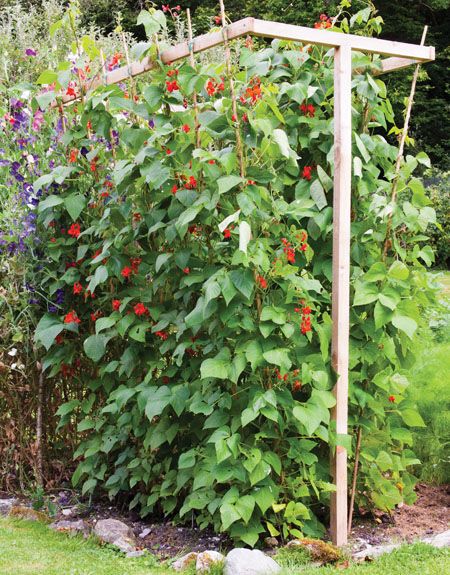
[36,361,44,487]
[219,0,245,178]
[347,425,362,534]
[186,9,201,149]
[383,26,428,259]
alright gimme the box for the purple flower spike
[25,48,37,57]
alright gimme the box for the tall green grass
[408,271,450,484]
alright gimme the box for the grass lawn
[0,518,168,575]
[1,519,449,575]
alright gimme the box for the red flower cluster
[274,368,302,392]
[181,124,190,133]
[295,305,312,335]
[66,82,77,97]
[90,311,102,322]
[314,14,332,29]
[296,230,308,252]
[300,102,316,117]
[206,78,225,97]
[184,175,197,189]
[121,266,132,279]
[73,282,83,295]
[155,330,168,340]
[69,149,78,163]
[130,257,142,273]
[241,77,262,105]
[64,310,80,324]
[112,299,121,311]
[166,80,179,92]
[302,166,313,181]
[108,52,123,71]
[256,275,267,289]
[134,302,149,317]
[183,267,190,274]
[281,237,296,264]
[188,224,201,236]
[68,223,81,238]
[223,228,231,240]
[389,395,396,403]
[162,4,180,13]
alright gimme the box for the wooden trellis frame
[62,17,435,546]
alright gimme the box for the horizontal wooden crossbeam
[61,17,434,104]
[251,19,434,60]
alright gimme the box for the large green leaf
[200,357,229,380]
[263,348,292,372]
[230,269,254,299]
[392,314,417,339]
[145,386,172,421]
[35,314,65,350]
[293,403,325,436]
[64,193,86,221]
[84,334,110,362]
[217,175,244,194]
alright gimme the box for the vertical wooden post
[330,43,352,547]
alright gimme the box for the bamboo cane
[219,0,245,177]
[383,26,428,258]
[347,425,362,534]
[186,9,201,149]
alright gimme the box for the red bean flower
[256,275,267,289]
[121,266,132,279]
[64,310,80,324]
[223,228,231,239]
[181,124,190,133]
[389,395,396,403]
[112,299,121,311]
[302,166,313,181]
[73,282,83,295]
[67,223,81,238]
[134,302,149,316]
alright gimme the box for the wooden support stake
[383,26,428,258]
[186,9,201,149]
[330,43,352,547]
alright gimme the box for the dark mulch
[2,483,448,557]
[350,483,450,548]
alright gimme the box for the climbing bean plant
[32,5,437,545]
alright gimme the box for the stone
[8,506,49,522]
[93,519,137,553]
[286,538,341,564]
[264,537,279,548]
[421,530,450,548]
[172,552,198,571]
[196,550,225,573]
[126,550,146,558]
[353,543,400,561]
[50,519,89,536]
[224,548,281,575]
[139,527,151,538]
[0,498,17,516]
